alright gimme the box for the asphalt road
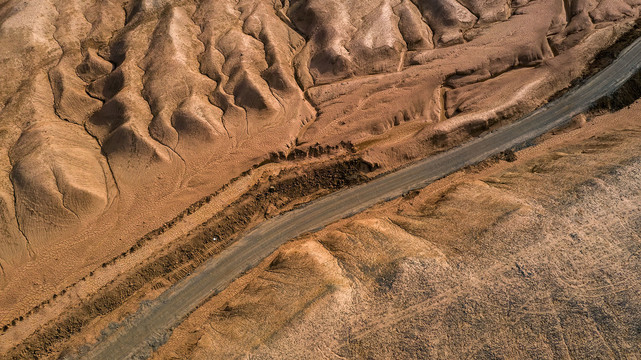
[84,35,641,360]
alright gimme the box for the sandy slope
[155,100,641,359]
[0,0,639,325]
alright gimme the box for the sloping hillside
[0,0,639,330]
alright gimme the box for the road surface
[84,35,641,359]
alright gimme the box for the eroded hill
[0,0,640,326]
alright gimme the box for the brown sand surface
[0,0,640,340]
[154,101,641,359]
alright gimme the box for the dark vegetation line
[4,158,375,359]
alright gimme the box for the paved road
[84,36,641,359]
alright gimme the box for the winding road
[84,35,641,359]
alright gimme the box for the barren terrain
[153,99,641,359]
[1,0,641,357]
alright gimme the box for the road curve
[84,35,641,359]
